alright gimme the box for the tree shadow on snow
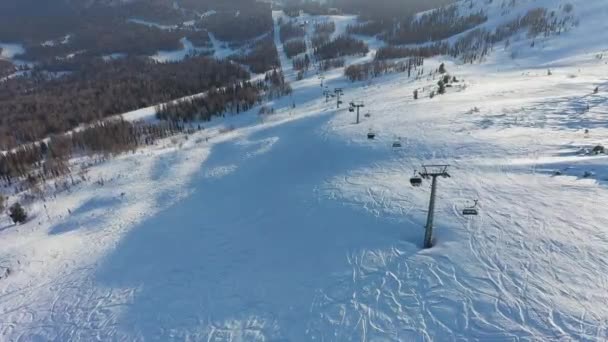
[94,113,426,339]
[50,196,122,235]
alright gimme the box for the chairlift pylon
[462,200,479,216]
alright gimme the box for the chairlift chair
[410,170,422,187]
[367,129,376,140]
[410,176,422,186]
[364,112,371,118]
[462,200,479,216]
[349,107,355,112]
[392,137,402,148]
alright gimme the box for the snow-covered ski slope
[2,0,608,340]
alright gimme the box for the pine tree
[438,63,446,74]
[9,203,27,224]
[438,80,446,94]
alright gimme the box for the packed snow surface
[150,37,210,62]
[2,0,608,340]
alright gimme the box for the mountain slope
[1,0,608,340]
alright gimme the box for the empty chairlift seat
[410,170,422,186]
[462,208,478,216]
[462,200,479,216]
[410,176,422,187]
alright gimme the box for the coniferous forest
[0,57,250,149]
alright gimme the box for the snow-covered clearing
[0,42,30,67]
[127,18,180,31]
[102,53,127,61]
[208,32,233,59]
[0,42,25,60]
[41,34,71,47]
[149,37,211,63]
[2,1,608,340]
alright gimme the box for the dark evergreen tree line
[156,70,292,122]
[314,21,336,35]
[375,7,573,64]
[19,22,187,62]
[199,2,273,42]
[319,58,345,71]
[156,83,261,122]
[314,35,369,60]
[229,36,280,74]
[263,69,293,99]
[279,22,306,43]
[375,43,450,60]
[122,0,190,25]
[1,1,197,63]
[384,6,487,45]
[284,39,307,58]
[283,8,302,18]
[346,20,391,36]
[0,119,187,187]
[0,59,15,78]
[0,0,271,62]
[311,33,331,49]
[292,54,312,71]
[0,56,250,149]
[344,57,424,81]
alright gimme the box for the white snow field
[150,37,212,63]
[0,42,25,60]
[0,42,29,67]
[2,0,608,340]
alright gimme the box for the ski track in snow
[3,1,608,340]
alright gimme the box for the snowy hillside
[2,0,608,340]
